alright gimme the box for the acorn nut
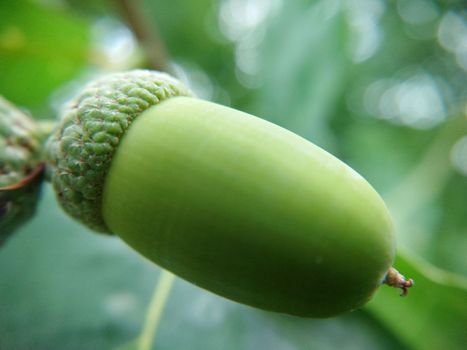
[46,70,411,317]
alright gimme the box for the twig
[383,267,414,296]
[112,0,171,72]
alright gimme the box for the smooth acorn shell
[102,96,395,317]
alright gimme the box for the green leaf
[0,0,91,114]
[254,0,351,152]
[0,186,159,350]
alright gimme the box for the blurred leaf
[0,186,160,350]
[65,0,112,16]
[253,0,351,152]
[367,250,467,350]
[0,0,92,115]
[433,172,467,274]
[382,116,467,257]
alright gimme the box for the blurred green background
[0,0,466,349]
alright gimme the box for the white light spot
[218,0,281,88]
[438,12,467,53]
[345,0,385,62]
[364,72,447,128]
[103,292,138,317]
[219,0,280,41]
[92,17,137,69]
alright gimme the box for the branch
[112,0,171,72]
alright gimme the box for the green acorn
[0,97,44,246]
[46,70,412,317]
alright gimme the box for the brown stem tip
[383,267,414,296]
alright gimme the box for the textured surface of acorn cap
[0,96,44,245]
[0,96,42,187]
[46,70,193,233]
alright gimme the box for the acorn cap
[0,97,42,186]
[0,96,44,245]
[46,70,193,232]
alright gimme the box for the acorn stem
[383,267,414,296]
[138,270,175,350]
[1,97,49,244]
